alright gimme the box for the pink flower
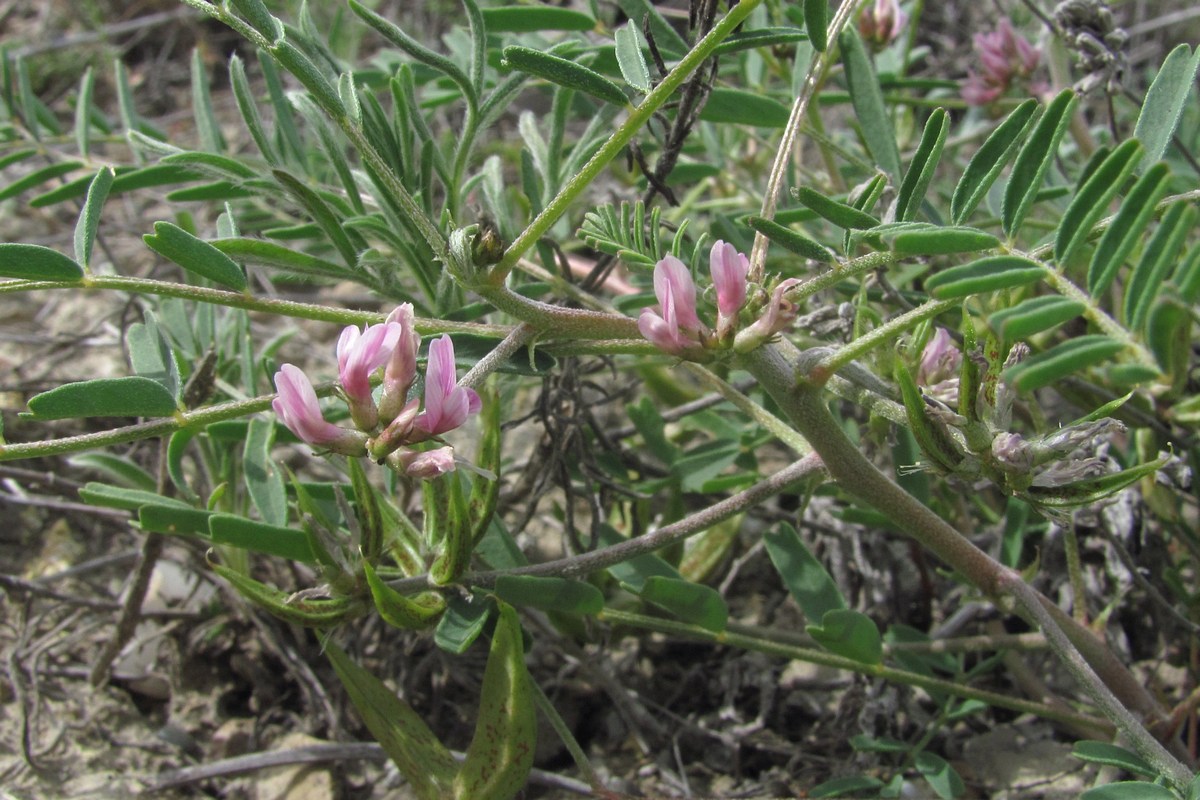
[638,255,706,355]
[378,303,420,424]
[709,241,748,341]
[917,327,962,405]
[337,321,402,429]
[396,446,458,478]
[733,279,801,352]
[859,0,908,49]
[272,364,364,455]
[414,335,481,436]
[962,19,1041,107]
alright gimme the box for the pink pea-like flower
[638,254,705,355]
[709,241,748,341]
[273,364,363,455]
[397,446,458,478]
[337,321,402,429]
[858,0,908,49]
[379,303,420,424]
[414,335,482,436]
[917,327,962,405]
[962,19,1041,107]
[733,279,801,352]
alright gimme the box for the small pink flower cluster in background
[272,303,480,478]
[638,241,801,357]
[962,19,1043,106]
[858,0,908,50]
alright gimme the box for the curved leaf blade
[794,186,881,229]
[746,215,835,262]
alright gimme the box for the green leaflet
[699,88,791,128]
[501,46,627,106]
[453,602,537,800]
[0,243,84,281]
[73,167,115,269]
[1134,43,1200,169]
[639,576,728,632]
[1003,89,1076,238]
[1123,202,1197,332]
[363,561,446,630]
[951,98,1039,224]
[804,0,828,52]
[888,226,999,256]
[764,523,846,621]
[214,563,362,627]
[988,295,1084,341]
[923,255,1045,299]
[326,643,458,800]
[895,108,948,222]
[494,575,604,615]
[839,28,901,180]
[794,186,881,229]
[1054,138,1143,267]
[1087,162,1172,296]
[614,22,651,94]
[1003,335,1125,392]
[143,222,248,291]
[746,215,835,261]
[481,6,594,32]
[24,376,178,420]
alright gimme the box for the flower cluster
[962,19,1043,107]
[858,0,908,50]
[912,333,1127,519]
[638,241,801,357]
[272,303,480,478]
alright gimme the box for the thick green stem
[488,0,765,285]
[739,340,1180,754]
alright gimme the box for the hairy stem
[739,340,1181,754]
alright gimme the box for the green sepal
[348,458,384,563]
[210,560,363,628]
[894,361,965,474]
[363,560,446,629]
[429,474,472,585]
[469,385,502,545]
